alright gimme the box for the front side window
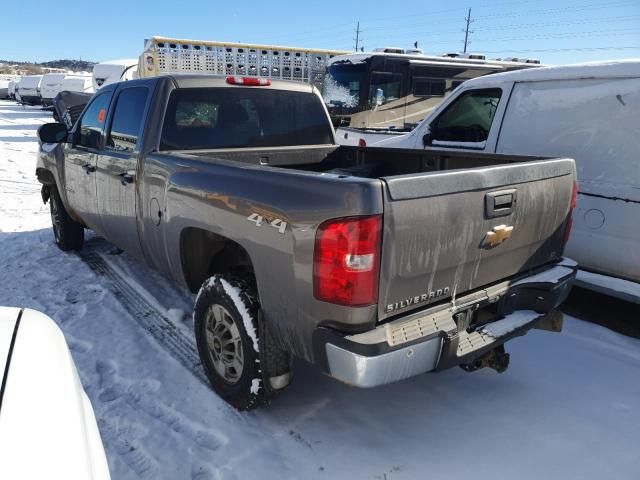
[431,88,502,144]
[107,87,149,152]
[77,93,112,149]
[368,72,402,108]
[160,88,333,150]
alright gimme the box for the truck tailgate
[378,158,575,321]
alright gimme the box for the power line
[482,45,640,53]
[463,8,474,53]
[473,28,640,43]
[474,14,640,32]
[276,0,637,43]
[475,0,638,19]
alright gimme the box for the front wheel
[194,275,269,410]
[48,185,84,251]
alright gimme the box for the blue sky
[1,0,639,65]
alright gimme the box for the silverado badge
[484,224,514,248]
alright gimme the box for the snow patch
[322,76,358,108]
[511,265,573,287]
[218,278,259,353]
[167,308,186,323]
[481,310,540,338]
[576,270,640,303]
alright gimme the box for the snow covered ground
[1,100,639,479]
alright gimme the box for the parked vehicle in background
[8,80,17,99]
[92,59,138,90]
[327,49,541,146]
[138,36,349,90]
[17,75,44,105]
[377,60,640,299]
[0,74,20,99]
[37,74,577,410]
[52,90,94,129]
[40,73,67,107]
[0,307,111,480]
[60,74,95,95]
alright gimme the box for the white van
[40,73,67,107]
[377,60,640,299]
[59,74,94,95]
[17,75,43,105]
[92,59,138,90]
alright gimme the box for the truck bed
[179,145,575,320]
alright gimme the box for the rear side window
[160,87,333,150]
[107,87,149,152]
[77,92,112,149]
[431,88,502,144]
[413,77,446,97]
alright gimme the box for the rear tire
[49,185,84,251]
[194,275,270,410]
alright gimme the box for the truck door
[96,86,150,260]
[64,91,113,233]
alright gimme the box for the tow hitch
[460,345,510,374]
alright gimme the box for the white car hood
[0,307,110,480]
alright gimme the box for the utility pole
[463,8,474,53]
[354,21,363,52]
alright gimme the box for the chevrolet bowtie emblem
[484,224,514,248]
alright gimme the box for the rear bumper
[20,95,41,105]
[314,258,577,388]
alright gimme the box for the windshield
[322,62,367,108]
[160,87,334,150]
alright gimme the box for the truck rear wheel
[194,275,272,410]
[48,185,84,252]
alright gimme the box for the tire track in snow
[78,245,209,387]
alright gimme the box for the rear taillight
[313,215,382,306]
[563,180,578,245]
[226,76,271,86]
[358,138,367,147]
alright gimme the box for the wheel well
[180,228,255,293]
[36,168,55,186]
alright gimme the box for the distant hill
[0,59,96,74]
[40,59,96,71]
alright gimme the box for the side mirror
[422,131,433,146]
[38,123,68,144]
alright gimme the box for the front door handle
[82,163,95,174]
[118,172,135,185]
[118,172,135,186]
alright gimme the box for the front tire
[194,275,268,410]
[49,185,84,251]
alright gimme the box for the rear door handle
[118,172,135,185]
[485,189,517,218]
[82,163,95,174]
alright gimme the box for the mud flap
[258,310,292,392]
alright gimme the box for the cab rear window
[160,88,333,150]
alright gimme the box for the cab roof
[102,74,317,94]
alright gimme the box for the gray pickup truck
[37,74,577,410]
